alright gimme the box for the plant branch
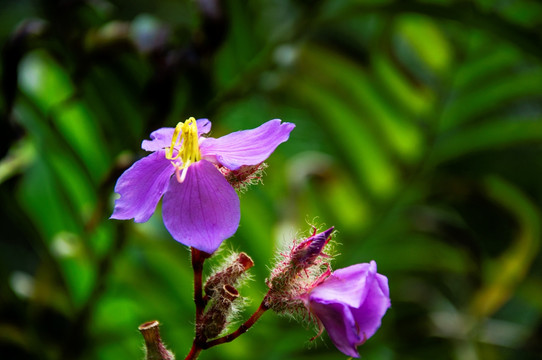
[191,247,209,324]
[186,247,211,360]
[184,341,203,360]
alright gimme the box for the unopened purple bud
[291,227,334,269]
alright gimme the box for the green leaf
[432,116,542,164]
[395,14,453,74]
[470,176,541,318]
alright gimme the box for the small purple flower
[111,118,294,254]
[304,261,390,358]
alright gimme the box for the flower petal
[351,271,390,340]
[196,118,212,135]
[162,160,240,253]
[141,127,175,152]
[200,119,295,170]
[310,302,361,358]
[141,119,212,152]
[110,151,174,222]
[309,262,375,309]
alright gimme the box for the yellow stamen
[165,117,201,182]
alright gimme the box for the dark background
[1,0,542,359]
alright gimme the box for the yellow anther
[165,117,201,182]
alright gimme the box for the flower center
[165,117,201,182]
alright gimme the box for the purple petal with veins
[200,119,295,170]
[110,150,174,222]
[161,160,240,254]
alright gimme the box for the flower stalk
[191,248,210,329]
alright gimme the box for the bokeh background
[2,0,542,359]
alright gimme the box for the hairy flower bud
[265,227,334,314]
[204,252,254,299]
[290,226,333,269]
[219,163,268,192]
[201,284,240,339]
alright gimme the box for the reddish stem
[203,300,269,349]
[184,342,202,360]
[186,247,210,360]
[191,248,209,323]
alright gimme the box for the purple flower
[304,261,390,358]
[111,118,294,254]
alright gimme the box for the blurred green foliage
[1,0,542,359]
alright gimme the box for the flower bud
[265,227,334,314]
[204,252,254,298]
[219,162,268,192]
[290,226,333,269]
[201,284,240,339]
